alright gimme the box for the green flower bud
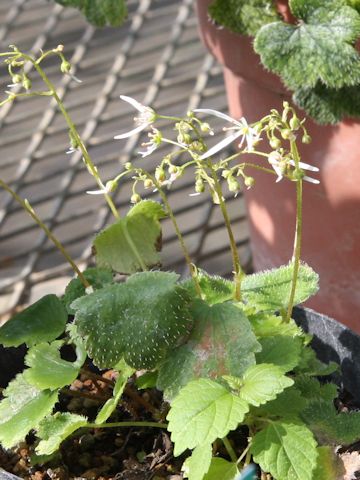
[11,74,22,84]
[281,129,296,141]
[269,137,281,149]
[60,60,71,74]
[168,165,179,175]
[190,141,206,152]
[155,167,166,182]
[195,179,205,193]
[244,176,255,188]
[124,162,132,170]
[177,133,192,144]
[22,76,31,90]
[144,178,154,189]
[222,169,231,179]
[105,180,118,193]
[227,176,239,193]
[289,116,300,130]
[302,134,312,144]
[130,193,141,204]
[200,122,212,133]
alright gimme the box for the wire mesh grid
[0,0,251,319]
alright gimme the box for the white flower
[86,179,117,195]
[138,128,162,158]
[194,108,261,159]
[268,151,320,184]
[114,95,156,140]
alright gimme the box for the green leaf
[167,378,249,456]
[23,340,86,390]
[253,386,307,418]
[0,374,58,448]
[294,376,338,402]
[182,271,235,305]
[36,412,88,455]
[0,294,67,348]
[157,301,260,400]
[54,0,127,27]
[63,268,113,315]
[293,82,360,124]
[256,335,303,373]
[208,0,279,36]
[95,361,134,424]
[249,312,303,338]
[294,347,339,376]
[135,371,158,390]
[72,271,193,369]
[251,420,318,480]
[203,458,238,480]
[242,263,319,312]
[301,399,360,445]
[313,446,346,480]
[93,200,166,274]
[255,0,360,90]
[182,443,213,480]
[237,364,293,407]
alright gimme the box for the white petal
[137,143,157,157]
[200,131,243,160]
[120,94,145,112]
[114,123,148,139]
[194,108,241,126]
[68,73,82,84]
[288,159,319,172]
[189,192,201,197]
[86,189,108,195]
[303,175,320,184]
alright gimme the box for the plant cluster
[209,0,360,124]
[0,46,359,480]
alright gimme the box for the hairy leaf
[135,371,158,390]
[255,0,360,90]
[249,312,303,338]
[93,200,166,274]
[182,443,212,480]
[203,458,238,480]
[36,412,88,455]
[294,82,360,124]
[157,301,260,400]
[95,361,134,424]
[253,386,307,418]
[63,268,113,315]
[0,374,58,448]
[167,378,249,456]
[314,446,346,480]
[54,0,127,27]
[301,399,360,445]
[24,340,86,390]
[208,0,279,36]
[294,376,338,402]
[294,347,339,377]
[251,420,318,480]
[0,294,67,348]
[256,335,303,373]
[238,364,293,407]
[72,271,193,369]
[182,271,234,305]
[242,263,319,312]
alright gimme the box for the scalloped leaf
[250,420,318,480]
[301,399,360,445]
[294,376,338,402]
[182,271,235,305]
[167,378,249,456]
[0,374,58,449]
[242,263,319,312]
[249,312,303,338]
[95,361,134,424]
[256,335,303,373]
[238,364,294,407]
[208,0,279,36]
[36,412,88,455]
[54,0,127,27]
[63,268,113,315]
[23,340,86,390]
[255,0,360,90]
[203,458,238,480]
[0,294,67,348]
[294,347,339,376]
[93,200,166,274]
[72,271,193,369]
[157,301,261,400]
[182,443,212,480]
[253,386,307,418]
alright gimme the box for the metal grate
[0,0,251,319]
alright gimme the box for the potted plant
[0,45,360,480]
[196,0,360,334]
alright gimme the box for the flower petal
[303,175,320,184]
[114,123,148,139]
[200,131,243,160]
[288,159,319,172]
[120,95,146,112]
[86,189,107,195]
[194,108,241,126]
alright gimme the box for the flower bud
[177,133,192,144]
[244,176,255,188]
[144,179,154,189]
[155,167,166,182]
[269,137,281,149]
[130,193,141,204]
[281,129,296,141]
[105,180,118,193]
[227,176,239,193]
[195,179,205,193]
[22,76,31,90]
[289,116,300,130]
[60,60,71,74]
[302,133,311,144]
[11,74,22,84]
[190,140,206,152]
[168,165,179,175]
[200,122,212,134]
[124,162,132,170]
[222,169,231,179]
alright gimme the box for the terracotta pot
[196,0,360,333]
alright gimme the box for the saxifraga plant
[0,45,358,480]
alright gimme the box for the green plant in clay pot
[196,0,360,333]
[0,45,360,480]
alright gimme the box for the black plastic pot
[0,308,359,398]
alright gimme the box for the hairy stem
[206,161,243,301]
[0,178,89,288]
[286,141,303,322]
[222,436,237,463]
